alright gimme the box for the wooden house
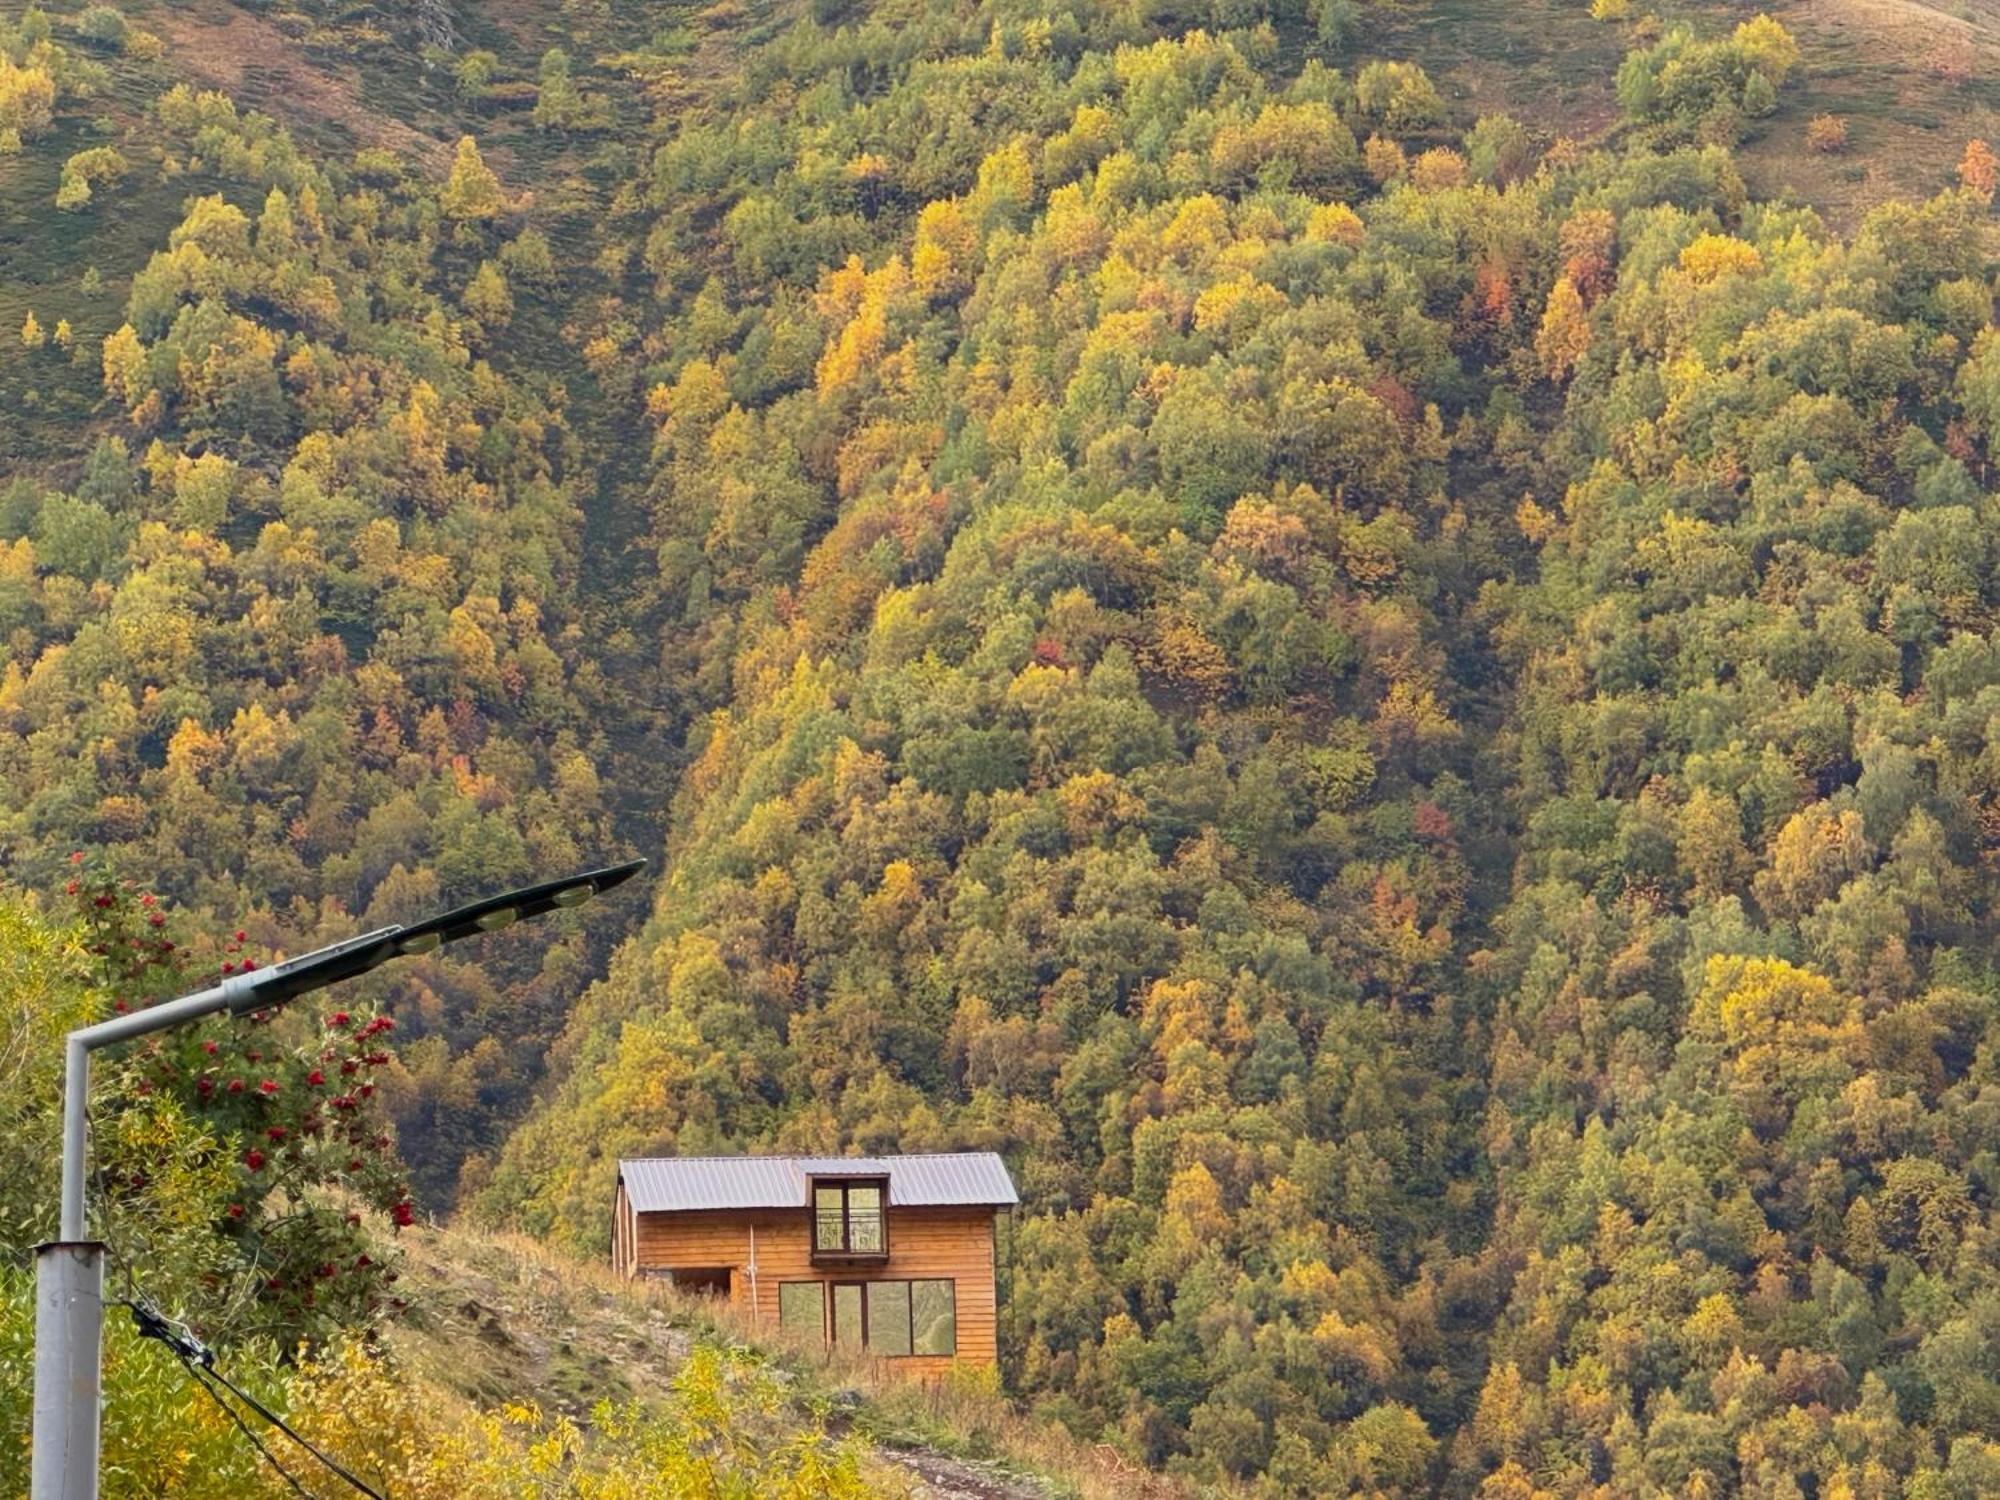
[611,1152,1018,1373]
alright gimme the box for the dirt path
[885,1448,1061,1499]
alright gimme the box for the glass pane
[832,1283,864,1349]
[815,1186,845,1250]
[913,1280,956,1356]
[868,1281,912,1356]
[779,1282,824,1338]
[848,1185,883,1252]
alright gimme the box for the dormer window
[810,1176,888,1262]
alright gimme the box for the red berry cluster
[63,852,180,994]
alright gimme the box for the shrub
[75,4,128,49]
[1806,114,1848,153]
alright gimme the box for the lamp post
[31,859,646,1500]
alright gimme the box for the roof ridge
[618,1152,1020,1211]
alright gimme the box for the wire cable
[201,1359,387,1500]
[123,1292,388,1500]
[179,1355,320,1499]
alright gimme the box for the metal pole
[34,979,238,1500]
[59,1035,89,1242]
[32,1241,103,1500]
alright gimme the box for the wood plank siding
[622,1202,1000,1372]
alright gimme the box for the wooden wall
[625,1202,1000,1372]
[611,1180,634,1278]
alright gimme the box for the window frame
[910,1277,957,1357]
[778,1279,827,1340]
[808,1175,891,1263]
[822,1278,956,1358]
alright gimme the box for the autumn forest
[5,0,2000,1493]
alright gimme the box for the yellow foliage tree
[440,135,504,222]
[1958,137,1997,199]
[0,56,56,144]
[1534,277,1591,381]
[1678,232,1763,284]
[1733,14,1801,82]
[102,323,147,405]
[911,198,978,301]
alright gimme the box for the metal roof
[619,1153,1018,1213]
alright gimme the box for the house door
[831,1281,866,1350]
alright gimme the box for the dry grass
[142,0,449,168]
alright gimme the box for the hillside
[383,1223,1104,1500]
[6,0,2000,1494]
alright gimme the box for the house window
[779,1281,825,1336]
[828,1280,957,1357]
[868,1280,913,1356]
[810,1177,888,1259]
[667,1267,730,1296]
[832,1282,865,1349]
[912,1279,957,1356]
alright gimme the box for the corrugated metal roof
[619,1153,1018,1213]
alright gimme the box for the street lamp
[31,858,646,1500]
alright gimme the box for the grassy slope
[1377,0,2000,229]
[388,1222,1186,1500]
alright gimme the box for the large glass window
[810,1178,888,1257]
[779,1281,824,1337]
[832,1283,864,1349]
[912,1280,957,1356]
[821,1280,955,1357]
[867,1280,913,1356]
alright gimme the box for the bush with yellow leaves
[277,1341,887,1499]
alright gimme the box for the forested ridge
[7,0,2000,1492]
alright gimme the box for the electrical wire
[122,1292,388,1500]
[180,1355,320,1500]
[201,1358,387,1500]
